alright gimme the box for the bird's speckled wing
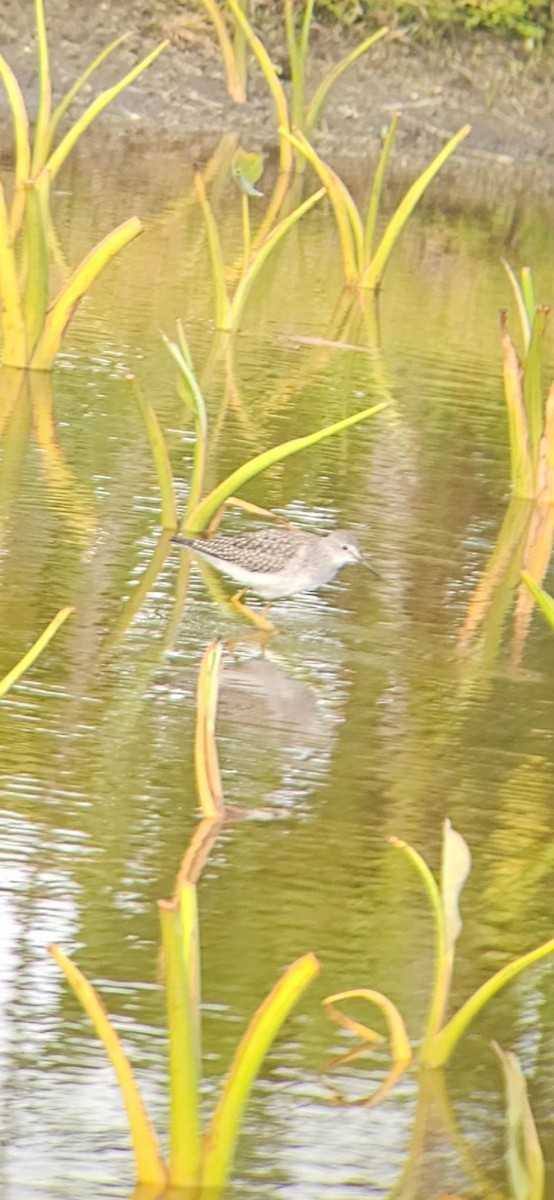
[188,529,303,574]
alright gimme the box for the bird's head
[328,530,380,577]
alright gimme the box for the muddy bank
[1,1,554,194]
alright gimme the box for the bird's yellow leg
[205,497,295,538]
[230,589,276,634]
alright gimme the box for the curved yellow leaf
[187,401,386,532]
[0,607,74,699]
[30,217,142,369]
[202,953,320,1194]
[50,944,167,1185]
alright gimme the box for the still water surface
[1,138,554,1198]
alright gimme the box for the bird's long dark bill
[362,559,382,580]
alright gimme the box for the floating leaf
[231,149,264,196]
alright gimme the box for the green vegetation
[199,0,387,170]
[501,264,554,501]
[0,0,166,369]
[282,121,470,288]
[317,0,550,41]
[52,641,320,1195]
[195,160,325,330]
[324,820,554,1084]
[135,324,387,532]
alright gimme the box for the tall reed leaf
[0,606,74,699]
[31,0,52,173]
[49,945,167,1185]
[364,114,399,262]
[501,311,533,498]
[502,258,532,350]
[45,41,168,181]
[305,28,388,133]
[281,127,363,281]
[132,381,178,529]
[199,0,247,101]
[229,185,326,328]
[523,307,548,476]
[0,55,30,235]
[159,901,202,1188]
[390,833,448,1047]
[194,172,232,329]
[423,935,554,1068]
[46,34,131,153]
[0,184,26,366]
[187,401,386,532]
[226,0,293,173]
[202,954,320,1195]
[361,124,471,289]
[29,217,143,369]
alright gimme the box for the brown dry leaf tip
[388,836,405,848]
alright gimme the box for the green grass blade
[502,258,531,351]
[523,305,548,475]
[362,124,471,289]
[188,401,386,532]
[390,835,448,1047]
[227,0,292,173]
[521,571,554,631]
[0,182,27,368]
[199,0,246,102]
[280,128,363,283]
[230,186,325,329]
[132,381,178,529]
[163,329,208,522]
[202,954,320,1195]
[159,900,202,1189]
[49,945,167,1185]
[521,267,536,333]
[425,936,554,1068]
[194,171,232,330]
[364,113,399,264]
[45,41,168,181]
[501,311,533,498]
[305,28,388,134]
[30,0,52,173]
[0,606,73,699]
[285,0,304,130]
[30,217,143,369]
[493,1043,545,1200]
[299,0,316,61]
[47,33,131,155]
[0,54,31,237]
[23,179,49,359]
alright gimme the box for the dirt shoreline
[1,2,554,190]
